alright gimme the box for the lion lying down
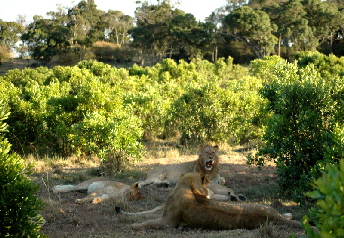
[138,144,224,187]
[126,172,302,230]
[52,177,144,204]
[138,144,246,201]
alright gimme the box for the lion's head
[198,144,219,171]
[124,182,145,200]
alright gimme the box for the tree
[226,0,249,11]
[21,16,72,62]
[224,6,277,58]
[263,0,315,59]
[170,13,205,60]
[130,0,180,65]
[199,21,218,61]
[67,0,104,46]
[0,20,24,62]
[206,0,248,26]
[302,0,344,54]
[102,10,134,45]
[15,15,30,57]
[0,20,24,48]
[327,0,344,10]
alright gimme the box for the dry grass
[28,141,308,238]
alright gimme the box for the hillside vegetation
[1,51,344,236]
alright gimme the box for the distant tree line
[0,0,344,65]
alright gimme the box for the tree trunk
[285,37,290,61]
[278,34,281,57]
[329,32,333,54]
[214,45,218,62]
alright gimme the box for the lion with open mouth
[138,144,224,187]
[137,144,246,201]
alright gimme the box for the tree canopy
[0,0,344,64]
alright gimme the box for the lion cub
[130,172,302,230]
[52,177,144,204]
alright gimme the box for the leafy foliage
[2,0,343,65]
[0,101,45,237]
[1,61,144,173]
[0,20,24,48]
[0,57,264,171]
[21,16,72,62]
[302,159,344,237]
[224,6,278,58]
[2,52,344,187]
[248,55,344,203]
[171,78,265,144]
[295,51,344,78]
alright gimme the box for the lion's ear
[198,144,204,151]
[132,182,139,188]
[213,145,219,151]
[201,174,210,185]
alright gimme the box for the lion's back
[146,161,195,184]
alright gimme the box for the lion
[126,172,302,230]
[138,144,224,187]
[138,144,246,201]
[52,177,144,204]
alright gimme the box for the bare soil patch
[30,144,307,238]
[0,58,38,75]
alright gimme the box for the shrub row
[0,57,263,171]
[1,52,344,196]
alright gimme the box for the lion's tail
[115,205,165,215]
[277,216,302,229]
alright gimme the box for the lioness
[52,177,144,204]
[129,172,302,230]
[138,144,224,187]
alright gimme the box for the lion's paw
[238,194,247,201]
[52,185,75,193]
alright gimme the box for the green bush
[124,80,168,140]
[302,159,344,237]
[1,62,144,172]
[295,51,344,78]
[0,101,45,237]
[249,57,344,203]
[69,109,143,174]
[249,55,286,79]
[171,78,265,144]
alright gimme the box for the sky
[0,0,228,23]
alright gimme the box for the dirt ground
[0,58,38,75]
[30,145,307,238]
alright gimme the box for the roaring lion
[138,144,246,201]
[127,172,302,230]
[52,177,144,204]
[138,144,224,187]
